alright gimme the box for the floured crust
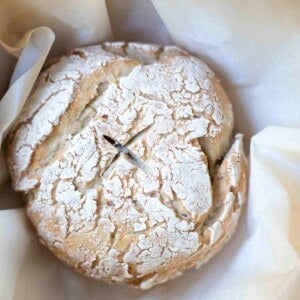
[7,42,247,289]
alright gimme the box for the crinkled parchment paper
[0,1,299,299]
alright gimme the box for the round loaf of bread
[7,42,247,289]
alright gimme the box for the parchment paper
[0,1,299,299]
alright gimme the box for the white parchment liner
[0,1,299,299]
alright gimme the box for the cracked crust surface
[7,42,247,289]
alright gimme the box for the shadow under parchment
[106,0,173,45]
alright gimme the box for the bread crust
[7,42,247,289]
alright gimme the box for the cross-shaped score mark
[103,134,149,173]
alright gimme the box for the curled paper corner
[250,126,300,257]
[0,27,55,192]
[0,27,55,144]
[0,27,54,58]
[251,126,300,155]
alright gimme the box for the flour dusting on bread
[7,42,247,289]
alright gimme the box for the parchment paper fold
[0,1,299,299]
